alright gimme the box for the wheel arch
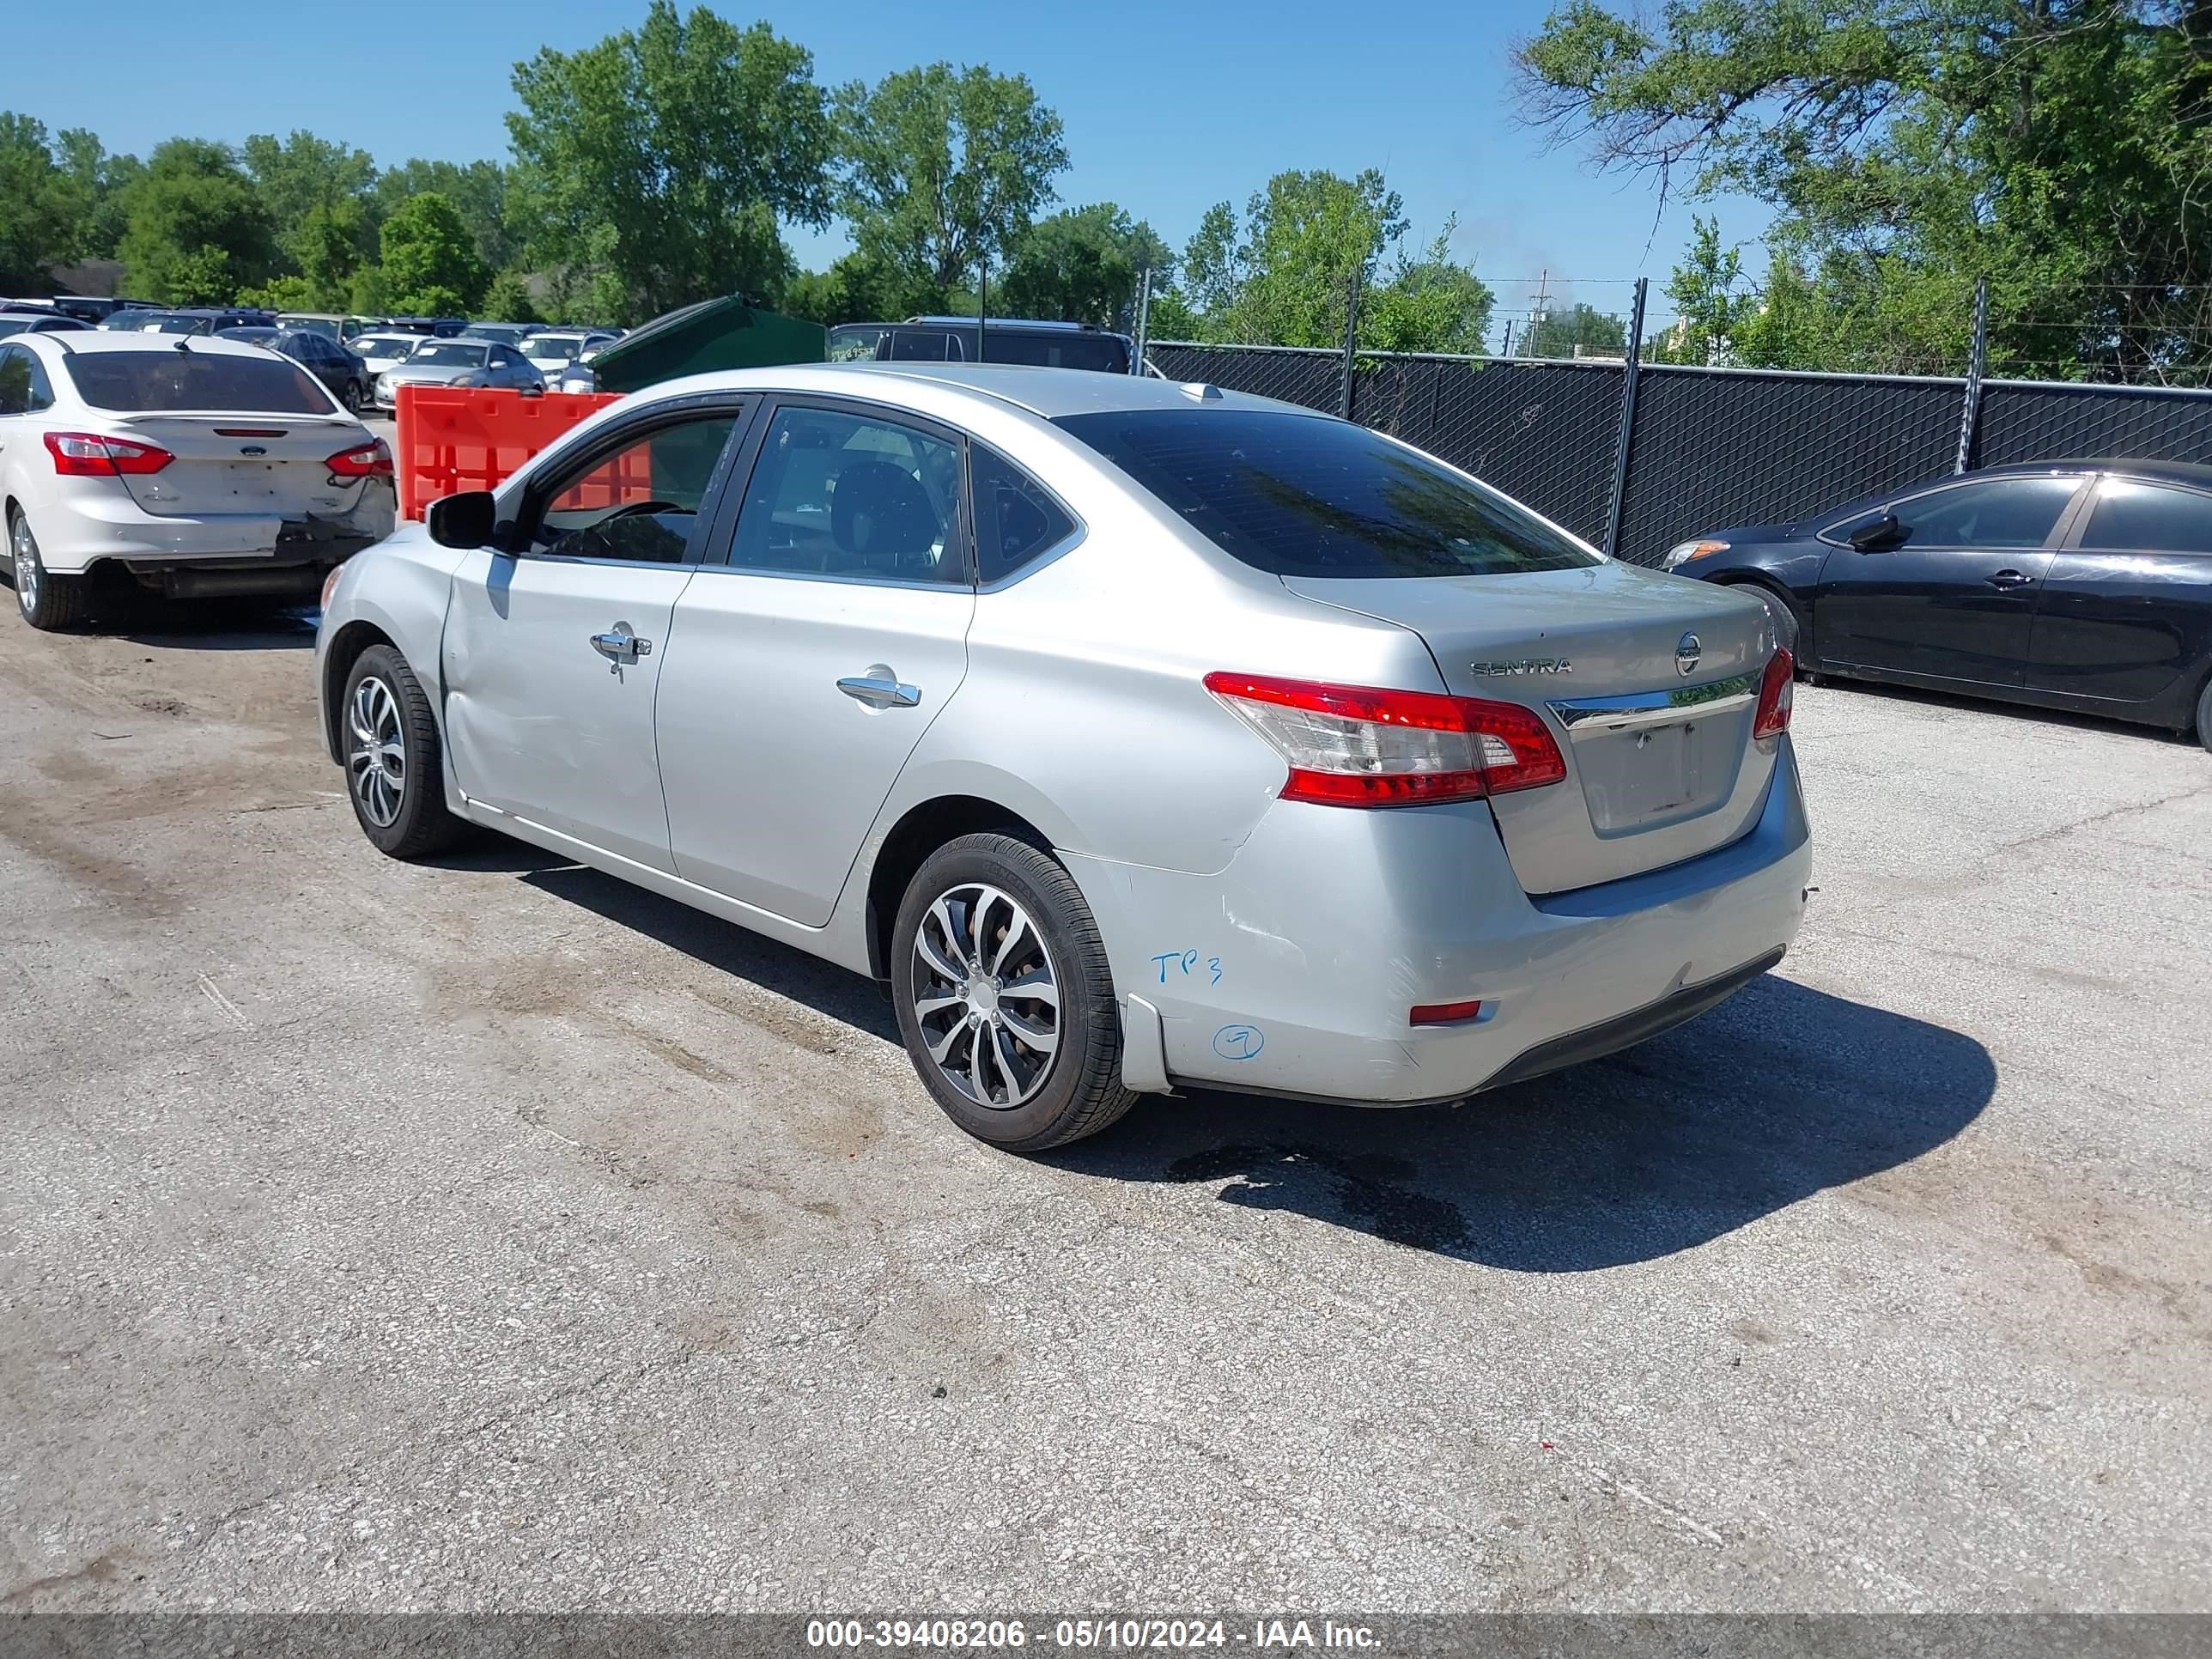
[1713,570,1811,659]
[320,619,398,763]
[861,794,1052,981]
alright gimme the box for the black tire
[2196,674,2212,757]
[890,832,1139,1152]
[341,643,469,860]
[341,379,363,415]
[8,507,89,631]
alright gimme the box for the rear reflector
[1411,1000,1484,1026]
[325,438,393,480]
[1753,647,1795,739]
[1202,672,1568,806]
[44,430,173,477]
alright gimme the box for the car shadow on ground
[492,852,1994,1273]
[113,599,320,652]
[1813,672,2200,745]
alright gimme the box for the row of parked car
[0,298,626,415]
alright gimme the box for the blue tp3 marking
[1212,1024,1265,1061]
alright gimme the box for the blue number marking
[1212,1024,1265,1061]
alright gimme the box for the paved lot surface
[1,604,2207,1613]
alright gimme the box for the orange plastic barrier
[393,386,625,520]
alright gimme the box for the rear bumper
[25,483,392,574]
[1064,738,1812,1104]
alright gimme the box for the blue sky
[1,0,1773,341]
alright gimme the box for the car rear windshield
[1054,408,1601,578]
[64,350,335,414]
[527,335,587,360]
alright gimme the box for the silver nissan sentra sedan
[315,363,1810,1151]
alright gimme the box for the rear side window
[1054,408,1600,578]
[2079,478,2212,553]
[827,325,889,363]
[984,332,1127,374]
[890,329,959,362]
[971,444,1076,582]
[64,350,334,414]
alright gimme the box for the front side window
[971,443,1076,582]
[2078,478,2212,554]
[1055,407,1599,579]
[531,413,743,564]
[1889,477,2080,549]
[64,350,332,413]
[728,404,966,584]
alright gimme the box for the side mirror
[427,489,499,550]
[1848,510,1904,550]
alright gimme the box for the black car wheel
[2196,674,2212,757]
[1731,580,1802,661]
[8,507,89,631]
[342,644,469,860]
[890,832,1139,1152]
[341,379,363,415]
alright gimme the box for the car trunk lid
[100,414,366,520]
[1284,562,1782,894]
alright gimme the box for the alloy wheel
[11,515,39,617]
[346,675,406,828]
[909,883,1060,1109]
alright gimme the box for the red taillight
[1202,672,1568,806]
[1411,1000,1485,1026]
[1753,647,1795,739]
[43,430,173,477]
[325,439,392,480]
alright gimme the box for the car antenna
[174,335,191,353]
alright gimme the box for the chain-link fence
[1143,340,2212,565]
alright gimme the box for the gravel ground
[0,604,2206,1613]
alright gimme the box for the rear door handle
[1984,569,2035,590]
[837,673,921,708]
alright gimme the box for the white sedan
[0,331,393,629]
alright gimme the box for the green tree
[1178,169,1408,347]
[1646,216,1746,366]
[116,138,278,304]
[1517,0,2212,381]
[508,3,829,324]
[242,130,378,270]
[1361,217,1494,354]
[54,127,139,261]
[781,248,947,326]
[374,158,515,271]
[834,62,1066,293]
[380,191,488,315]
[1524,301,1626,360]
[480,268,543,325]
[0,113,82,292]
[1000,203,1167,325]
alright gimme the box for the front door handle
[1984,569,2035,590]
[590,623,652,663]
[837,672,921,708]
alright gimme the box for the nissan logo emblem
[1675,632,1702,677]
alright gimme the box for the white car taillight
[44,431,174,477]
[325,439,393,481]
[1203,672,1568,806]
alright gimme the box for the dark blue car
[1662,459,2212,749]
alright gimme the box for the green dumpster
[585,296,827,394]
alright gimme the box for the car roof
[627,362,1309,422]
[19,331,294,360]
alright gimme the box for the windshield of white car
[408,343,489,367]
[1054,408,1601,579]
[64,351,335,414]
[527,335,588,361]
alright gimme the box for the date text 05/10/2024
[805,1619,1380,1650]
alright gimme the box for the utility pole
[1500,319,1516,358]
[1955,276,1990,474]
[1603,276,1650,557]
[1132,266,1152,374]
[976,252,988,364]
[1338,262,1363,419]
